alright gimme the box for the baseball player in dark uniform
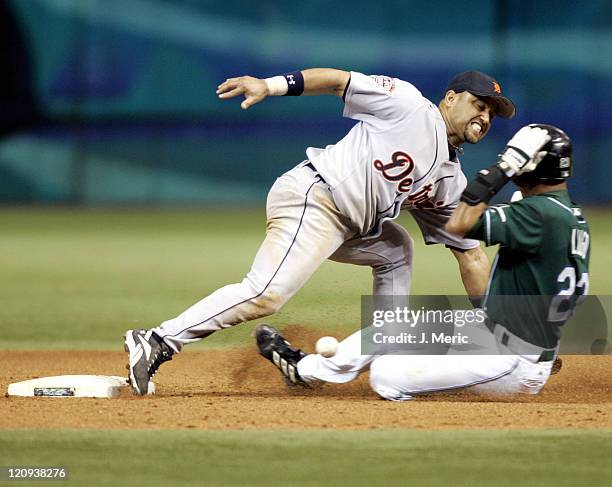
[256,124,590,399]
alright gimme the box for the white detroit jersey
[152,70,478,355]
[306,71,471,244]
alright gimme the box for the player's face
[449,92,495,144]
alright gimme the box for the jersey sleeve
[410,205,480,250]
[343,71,422,130]
[465,200,544,250]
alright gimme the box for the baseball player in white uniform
[124,68,516,395]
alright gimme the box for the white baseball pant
[297,326,554,400]
[154,163,414,352]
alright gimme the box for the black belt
[304,162,327,184]
[485,319,557,363]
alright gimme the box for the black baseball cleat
[124,329,174,395]
[255,324,309,387]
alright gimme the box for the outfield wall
[1,0,610,204]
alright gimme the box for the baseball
[316,336,338,358]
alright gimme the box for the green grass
[0,429,610,487]
[1,209,611,485]
[0,207,611,350]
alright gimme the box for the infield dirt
[2,327,610,431]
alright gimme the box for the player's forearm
[447,162,510,236]
[265,69,350,96]
[450,246,490,299]
[301,69,351,96]
[445,202,487,236]
[446,154,512,236]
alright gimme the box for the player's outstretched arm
[217,69,350,110]
[446,125,552,236]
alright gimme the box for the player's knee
[369,375,413,402]
[396,231,414,267]
[369,359,413,401]
[248,290,287,316]
[239,275,289,317]
[374,232,414,274]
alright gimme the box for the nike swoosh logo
[137,334,152,360]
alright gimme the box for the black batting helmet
[513,124,572,187]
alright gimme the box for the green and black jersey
[466,190,590,349]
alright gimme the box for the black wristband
[460,165,510,206]
[282,71,305,96]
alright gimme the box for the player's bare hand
[216,76,268,110]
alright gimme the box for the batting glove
[497,125,551,177]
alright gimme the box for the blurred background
[1,0,611,205]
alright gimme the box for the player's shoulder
[506,194,544,217]
[393,78,430,110]
[519,191,586,226]
[352,71,427,103]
